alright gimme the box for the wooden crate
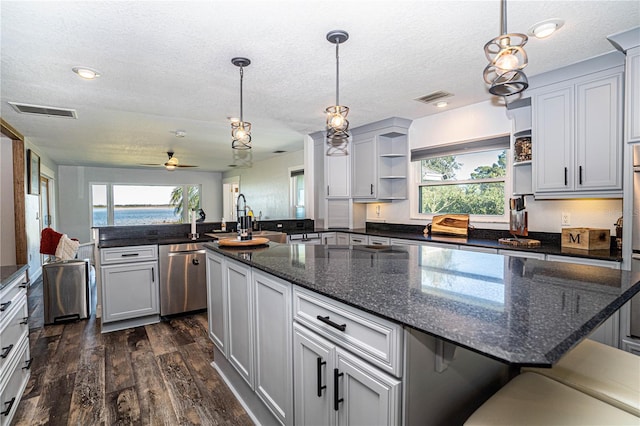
[561,228,610,250]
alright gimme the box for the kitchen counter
[318,227,623,263]
[98,235,216,248]
[0,264,29,291]
[204,242,640,366]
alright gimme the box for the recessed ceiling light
[434,101,448,108]
[528,19,564,39]
[72,66,101,79]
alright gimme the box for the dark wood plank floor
[14,276,253,425]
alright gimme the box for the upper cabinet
[626,46,640,143]
[531,66,623,198]
[351,117,412,202]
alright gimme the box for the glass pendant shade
[325,30,350,156]
[231,57,252,150]
[483,0,529,97]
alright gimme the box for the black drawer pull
[579,165,583,185]
[333,368,344,411]
[1,345,13,359]
[22,358,33,370]
[317,315,346,332]
[317,357,327,397]
[0,301,11,312]
[121,253,140,257]
[564,167,568,186]
[20,317,29,325]
[370,183,374,195]
[19,281,28,289]
[1,397,15,416]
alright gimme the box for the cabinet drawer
[293,286,403,377]
[0,281,25,326]
[0,338,30,426]
[349,235,368,245]
[0,297,28,379]
[100,245,158,264]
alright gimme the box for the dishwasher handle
[167,250,206,256]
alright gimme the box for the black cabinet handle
[579,166,583,185]
[1,398,15,416]
[22,358,33,370]
[20,317,29,325]
[19,281,28,289]
[561,292,566,310]
[0,301,11,312]
[370,183,374,195]
[1,345,13,359]
[151,267,155,283]
[192,258,200,266]
[575,294,581,314]
[121,253,139,257]
[333,368,344,411]
[564,167,568,186]
[327,185,330,196]
[316,357,327,397]
[317,315,346,332]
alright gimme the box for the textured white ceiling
[1,1,638,172]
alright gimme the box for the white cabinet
[101,261,159,323]
[351,118,411,201]
[226,259,255,389]
[349,235,368,245]
[292,286,402,426]
[626,46,640,143]
[336,233,350,245]
[322,232,337,245]
[206,250,227,355]
[0,268,30,426]
[532,67,623,198]
[368,236,390,246]
[326,155,350,198]
[253,270,293,425]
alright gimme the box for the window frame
[90,182,201,227]
[410,144,512,224]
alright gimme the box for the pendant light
[483,0,528,97]
[231,57,252,150]
[325,30,350,156]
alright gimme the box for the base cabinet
[206,251,227,355]
[226,259,255,389]
[293,324,401,426]
[101,261,159,323]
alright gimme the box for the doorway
[222,176,240,222]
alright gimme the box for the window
[290,168,305,219]
[411,135,510,218]
[91,184,201,226]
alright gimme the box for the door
[253,271,293,425]
[326,155,350,198]
[101,261,159,322]
[293,324,335,426]
[226,259,255,389]
[352,135,376,198]
[335,348,401,426]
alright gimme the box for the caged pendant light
[483,0,528,97]
[325,30,350,156]
[231,57,252,150]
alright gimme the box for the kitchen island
[204,241,640,425]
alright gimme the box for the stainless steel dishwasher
[159,243,207,316]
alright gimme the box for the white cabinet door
[533,84,574,193]
[323,232,337,245]
[326,155,350,198]
[335,348,401,426]
[576,73,622,191]
[226,259,255,389]
[101,261,159,323]
[352,135,376,199]
[206,251,227,355]
[253,270,293,425]
[336,233,350,245]
[293,323,335,426]
[626,46,640,143]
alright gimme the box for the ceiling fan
[140,152,198,171]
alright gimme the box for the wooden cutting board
[218,237,270,247]
[430,214,469,236]
[498,238,541,247]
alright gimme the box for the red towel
[40,227,63,255]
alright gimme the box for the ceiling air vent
[414,91,453,104]
[8,102,77,119]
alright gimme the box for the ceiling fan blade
[176,164,198,168]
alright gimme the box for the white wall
[57,166,223,243]
[0,136,16,265]
[365,100,623,234]
[223,150,304,220]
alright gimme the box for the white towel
[55,234,80,260]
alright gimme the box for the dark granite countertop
[98,235,216,248]
[204,242,640,367]
[0,264,29,291]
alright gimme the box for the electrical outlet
[561,212,571,226]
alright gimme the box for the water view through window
[92,184,200,226]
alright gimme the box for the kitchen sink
[205,231,287,244]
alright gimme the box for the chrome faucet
[236,194,252,240]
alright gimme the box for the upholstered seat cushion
[464,372,639,425]
[524,339,640,417]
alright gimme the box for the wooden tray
[498,238,541,247]
[218,237,270,247]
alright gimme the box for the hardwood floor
[14,277,252,425]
